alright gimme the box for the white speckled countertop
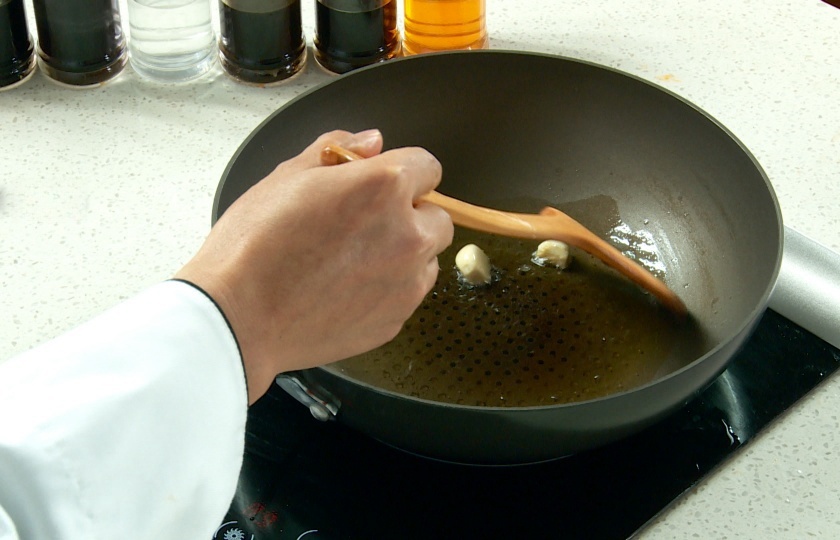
[2,0,839,537]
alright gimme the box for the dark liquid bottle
[32,0,126,86]
[314,0,400,74]
[219,0,306,85]
[0,0,35,89]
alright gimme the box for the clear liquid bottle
[32,0,127,86]
[218,0,306,85]
[0,0,36,90]
[403,0,488,55]
[314,0,400,74]
[127,0,216,82]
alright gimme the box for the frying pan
[213,51,782,465]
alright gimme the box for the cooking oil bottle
[402,0,488,55]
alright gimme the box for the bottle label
[222,0,297,13]
[317,0,389,12]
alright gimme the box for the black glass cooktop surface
[214,309,840,540]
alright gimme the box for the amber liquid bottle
[403,0,488,55]
[314,0,400,74]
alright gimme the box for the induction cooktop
[214,229,840,540]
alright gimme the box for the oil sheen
[334,227,704,407]
[403,0,488,54]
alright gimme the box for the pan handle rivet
[309,403,332,422]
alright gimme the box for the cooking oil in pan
[335,228,704,407]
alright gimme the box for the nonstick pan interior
[215,51,782,462]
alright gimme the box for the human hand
[175,130,454,403]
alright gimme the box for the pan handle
[275,373,340,422]
[769,227,840,349]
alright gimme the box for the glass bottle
[32,0,127,86]
[314,0,400,74]
[127,0,217,83]
[0,0,35,90]
[218,0,306,85]
[403,0,488,55]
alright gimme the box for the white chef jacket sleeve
[0,280,248,540]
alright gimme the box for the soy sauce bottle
[32,0,126,86]
[0,0,35,90]
[219,0,306,85]
[314,0,400,74]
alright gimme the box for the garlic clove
[533,240,571,269]
[455,243,492,286]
